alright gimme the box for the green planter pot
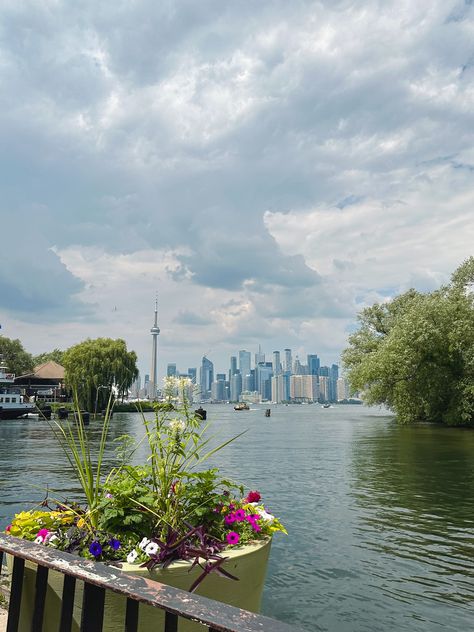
[11,538,271,631]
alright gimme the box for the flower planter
[11,538,271,632]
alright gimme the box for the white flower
[34,536,44,544]
[139,537,150,550]
[48,535,59,547]
[169,418,185,434]
[127,550,138,564]
[255,507,275,523]
[145,542,159,556]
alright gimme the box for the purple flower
[109,538,121,551]
[89,541,103,557]
[234,509,246,521]
[224,513,236,525]
[226,531,240,545]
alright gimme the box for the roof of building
[19,361,65,380]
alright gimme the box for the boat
[234,403,250,411]
[194,407,207,420]
[322,403,331,409]
[0,361,36,419]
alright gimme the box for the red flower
[5,525,11,533]
[245,491,261,503]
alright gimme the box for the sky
[1,0,473,377]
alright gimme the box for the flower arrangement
[6,378,286,590]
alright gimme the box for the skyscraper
[199,356,214,400]
[272,351,281,376]
[283,349,292,373]
[150,299,160,400]
[255,345,265,367]
[167,363,177,377]
[307,354,320,376]
[239,350,251,380]
[187,368,197,383]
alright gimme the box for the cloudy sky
[1,0,473,376]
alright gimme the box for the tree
[62,338,139,412]
[32,349,65,367]
[0,336,34,376]
[342,258,474,426]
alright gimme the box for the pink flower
[234,509,246,521]
[5,525,11,533]
[226,531,240,545]
[245,491,261,503]
[36,528,49,542]
[224,513,236,525]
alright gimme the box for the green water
[0,405,472,631]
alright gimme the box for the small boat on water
[194,407,207,420]
[322,403,331,409]
[234,403,250,411]
[0,362,36,420]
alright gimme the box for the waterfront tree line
[343,257,474,426]
[0,336,138,412]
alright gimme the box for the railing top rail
[0,534,305,632]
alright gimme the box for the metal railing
[0,534,304,632]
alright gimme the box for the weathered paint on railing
[0,534,305,632]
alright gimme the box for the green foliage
[62,338,138,411]
[343,258,474,425]
[0,336,34,375]
[48,394,115,529]
[32,348,65,366]
[8,509,75,540]
[103,377,247,540]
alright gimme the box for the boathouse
[14,360,67,402]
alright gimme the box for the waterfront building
[240,390,260,403]
[257,362,273,401]
[243,370,255,392]
[290,375,319,402]
[229,356,238,383]
[211,376,226,402]
[149,299,160,401]
[307,354,320,376]
[272,351,281,376]
[167,363,177,377]
[199,356,214,400]
[337,377,350,401]
[329,364,339,401]
[283,348,292,373]
[130,374,141,398]
[319,376,329,402]
[187,368,197,383]
[143,374,150,398]
[230,371,242,402]
[271,372,290,403]
[238,350,251,382]
[293,356,306,375]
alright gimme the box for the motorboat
[234,402,250,411]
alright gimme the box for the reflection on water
[0,406,473,631]
[351,422,474,618]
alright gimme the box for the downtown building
[290,375,319,402]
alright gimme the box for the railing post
[80,582,105,632]
[6,556,25,632]
[31,564,49,632]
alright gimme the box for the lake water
[0,405,473,631]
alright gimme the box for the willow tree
[342,258,474,426]
[63,338,138,412]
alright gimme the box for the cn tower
[150,298,160,400]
